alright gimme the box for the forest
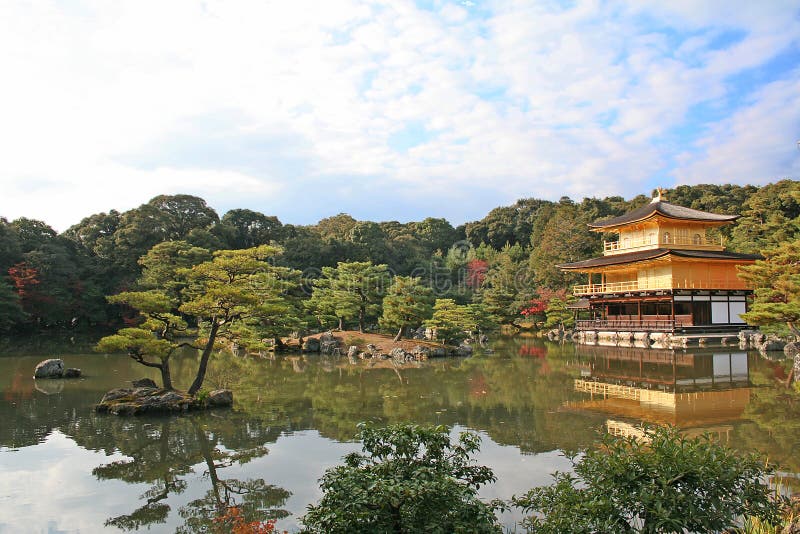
[1,179,798,336]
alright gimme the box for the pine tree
[379,276,434,340]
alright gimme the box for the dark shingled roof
[558,249,761,271]
[589,201,739,230]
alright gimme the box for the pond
[1,338,798,532]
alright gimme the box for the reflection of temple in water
[567,345,751,441]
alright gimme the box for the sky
[0,0,799,231]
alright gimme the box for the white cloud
[674,74,800,185]
[0,0,797,229]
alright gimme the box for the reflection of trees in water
[66,414,290,532]
[735,355,800,473]
[211,339,601,454]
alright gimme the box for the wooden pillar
[671,296,675,328]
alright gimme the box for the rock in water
[132,378,158,388]
[411,345,430,360]
[389,347,408,362]
[795,353,800,384]
[207,389,233,407]
[63,368,82,378]
[302,337,321,352]
[34,359,64,379]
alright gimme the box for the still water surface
[1,338,798,532]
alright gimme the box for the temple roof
[589,200,739,230]
[559,248,761,270]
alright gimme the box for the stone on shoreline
[302,338,321,352]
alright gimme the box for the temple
[559,190,761,338]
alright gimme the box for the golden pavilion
[559,191,760,334]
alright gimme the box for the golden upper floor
[591,193,737,256]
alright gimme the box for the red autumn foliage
[520,288,570,317]
[8,262,39,298]
[520,300,546,316]
[465,259,488,289]
[213,506,283,534]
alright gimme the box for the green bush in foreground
[302,423,502,533]
[512,426,786,534]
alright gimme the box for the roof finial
[652,187,666,203]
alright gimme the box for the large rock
[784,342,800,359]
[320,340,339,355]
[132,378,158,388]
[347,345,359,358]
[34,359,64,379]
[390,347,409,362]
[794,353,800,384]
[431,347,447,358]
[63,368,82,378]
[411,345,430,360]
[302,337,320,352]
[456,342,473,356]
[207,389,233,407]
[320,331,335,343]
[759,336,787,353]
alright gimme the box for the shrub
[302,423,502,533]
[512,426,786,533]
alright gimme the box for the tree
[478,243,532,324]
[307,261,390,333]
[729,180,800,253]
[96,290,186,389]
[220,209,283,248]
[137,241,212,298]
[379,276,434,340]
[738,239,800,337]
[302,423,502,533]
[512,425,784,533]
[410,217,460,254]
[180,245,286,395]
[425,299,475,344]
[528,200,600,290]
[315,213,358,240]
[97,245,292,393]
[0,278,26,331]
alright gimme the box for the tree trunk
[787,321,800,340]
[188,320,221,396]
[160,361,173,390]
[359,307,365,333]
[338,316,343,331]
[393,326,404,342]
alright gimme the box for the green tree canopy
[379,275,434,339]
[307,261,390,332]
[512,425,784,533]
[425,299,497,344]
[302,423,501,534]
[738,239,800,337]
